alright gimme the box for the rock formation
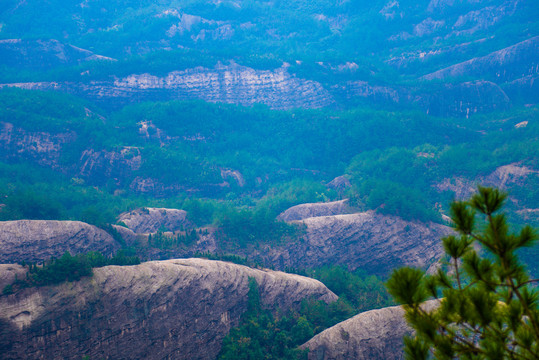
[302,299,439,360]
[117,207,193,234]
[2,63,335,110]
[422,36,539,83]
[0,220,121,263]
[268,211,451,275]
[0,258,337,360]
[277,200,353,222]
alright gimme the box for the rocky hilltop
[267,210,451,275]
[3,63,335,110]
[302,300,439,360]
[277,200,353,222]
[0,220,121,263]
[0,258,337,360]
[117,207,192,234]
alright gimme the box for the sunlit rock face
[0,258,337,360]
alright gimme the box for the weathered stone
[302,300,440,360]
[265,211,450,275]
[117,207,193,234]
[277,200,353,222]
[0,220,121,263]
[0,258,337,360]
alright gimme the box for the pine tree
[387,186,539,359]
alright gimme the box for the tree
[387,186,539,359]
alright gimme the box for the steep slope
[0,258,337,360]
[301,299,440,360]
[0,220,121,263]
[266,211,451,275]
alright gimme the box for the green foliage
[219,267,393,359]
[6,251,140,292]
[387,186,539,359]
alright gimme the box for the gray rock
[302,299,440,360]
[0,258,337,360]
[422,36,539,83]
[327,176,351,191]
[117,207,193,234]
[266,211,451,275]
[2,63,335,110]
[0,220,121,263]
[277,200,353,222]
[0,264,26,291]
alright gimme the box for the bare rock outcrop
[2,63,335,110]
[0,264,26,290]
[0,258,337,360]
[0,122,76,169]
[422,36,539,83]
[302,300,440,360]
[269,211,450,275]
[117,207,193,234]
[277,200,353,222]
[0,220,121,263]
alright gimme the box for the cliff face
[0,122,76,169]
[302,300,440,360]
[117,207,193,234]
[0,220,121,263]
[3,63,335,110]
[0,258,337,360]
[267,211,451,275]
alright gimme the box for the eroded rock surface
[0,220,121,263]
[269,211,450,275]
[0,258,337,360]
[2,63,335,110]
[277,200,353,222]
[117,207,192,234]
[302,300,439,360]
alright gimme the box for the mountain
[0,0,537,115]
[0,258,337,359]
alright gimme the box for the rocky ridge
[277,199,353,222]
[302,299,440,360]
[0,220,121,263]
[0,258,337,359]
[117,207,193,234]
[267,210,451,275]
[2,63,335,110]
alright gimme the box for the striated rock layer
[0,258,337,360]
[117,207,192,234]
[269,211,451,275]
[2,63,335,110]
[302,299,439,360]
[0,220,121,263]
